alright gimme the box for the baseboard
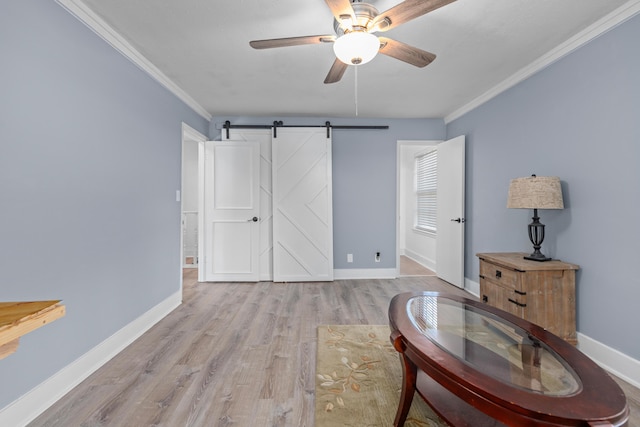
[467,277,639,387]
[578,332,640,389]
[402,249,436,271]
[467,279,639,387]
[333,268,397,280]
[4,286,636,427]
[0,291,182,427]
[464,278,480,298]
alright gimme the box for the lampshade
[333,32,379,65]
[507,176,564,210]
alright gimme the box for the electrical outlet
[347,253,353,263]
[375,252,381,262]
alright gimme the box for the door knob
[248,216,259,222]
[450,218,466,223]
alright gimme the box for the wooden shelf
[0,301,66,360]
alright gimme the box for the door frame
[395,140,440,278]
[180,123,208,286]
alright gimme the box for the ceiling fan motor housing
[333,2,380,36]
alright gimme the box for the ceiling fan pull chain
[355,65,359,116]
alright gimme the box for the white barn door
[436,135,466,288]
[203,140,260,281]
[272,128,334,282]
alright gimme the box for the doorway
[180,123,207,284]
[397,141,439,276]
[396,137,466,287]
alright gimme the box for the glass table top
[407,295,581,396]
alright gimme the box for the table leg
[394,352,418,427]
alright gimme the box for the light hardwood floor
[399,255,436,276]
[30,270,639,426]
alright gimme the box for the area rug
[315,324,446,427]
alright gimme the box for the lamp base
[524,209,552,261]
[524,252,552,262]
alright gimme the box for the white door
[203,140,260,282]
[222,129,274,281]
[436,135,466,288]
[272,128,333,282]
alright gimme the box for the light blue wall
[210,117,445,269]
[447,13,640,359]
[0,1,209,409]
[4,0,636,415]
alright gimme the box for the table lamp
[507,175,564,261]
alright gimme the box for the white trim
[464,277,480,298]
[412,226,436,238]
[197,141,206,282]
[578,333,640,389]
[55,0,212,121]
[0,291,182,427]
[403,249,436,272]
[396,140,442,278]
[334,268,397,280]
[444,0,640,124]
[181,123,208,284]
[470,276,639,387]
[182,123,207,143]
[396,140,441,147]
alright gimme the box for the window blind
[416,149,437,232]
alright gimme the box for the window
[415,148,437,233]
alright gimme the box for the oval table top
[389,292,629,426]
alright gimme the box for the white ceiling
[70,0,635,120]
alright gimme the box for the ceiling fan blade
[371,0,456,32]
[324,59,348,84]
[378,37,436,68]
[250,35,335,49]
[324,0,356,26]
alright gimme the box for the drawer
[479,260,521,290]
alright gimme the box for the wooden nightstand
[476,253,579,345]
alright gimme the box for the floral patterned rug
[315,324,446,427]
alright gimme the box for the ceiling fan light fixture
[333,31,379,65]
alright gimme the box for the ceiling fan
[249,0,456,84]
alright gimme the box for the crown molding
[444,0,640,124]
[56,0,212,121]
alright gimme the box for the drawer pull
[479,274,485,279]
[495,270,502,278]
[514,290,526,296]
[508,298,526,308]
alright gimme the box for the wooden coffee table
[388,292,629,427]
